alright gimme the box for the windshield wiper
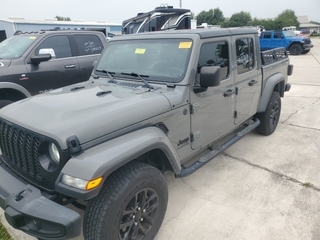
[95,69,117,83]
[121,72,154,90]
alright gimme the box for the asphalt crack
[222,152,320,192]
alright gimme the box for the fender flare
[257,73,285,113]
[0,82,31,98]
[56,127,181,199]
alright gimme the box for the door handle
[248,80,258,86]
[65,64,76,69]
[223,89,235,97]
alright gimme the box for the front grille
[1,123,42,180]
[0,118,68,191]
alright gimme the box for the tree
[274,10,299,29]
[250,18,276,30]
[224,11,252,27]
[55,16,71,21]
[196,8,225,26]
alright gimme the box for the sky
[0,0,319,24]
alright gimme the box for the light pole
[180,0,182,7]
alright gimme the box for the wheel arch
[288,41,303,49]
[0,82,31,102]
[56,127,181,200]
[257,73,285,113]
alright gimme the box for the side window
[198,41,229,80]
[274,32,283,39]
[36,35,72,59]
[263,33,271,38]
[74,35,103,56]
[236,38,254,74]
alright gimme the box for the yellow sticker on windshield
[29,36,37,40]
[135,48,146,54]
[179,42,192,49]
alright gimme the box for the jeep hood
[0,81,171,149]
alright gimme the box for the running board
[176,118,260,178]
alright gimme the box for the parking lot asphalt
[1,38,320,240]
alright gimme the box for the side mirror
[30,54,52,65]
[30,48,55,64]
[194,66,221,93]
[39,48,56,58]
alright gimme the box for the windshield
[95,38,193,83]
[0,35,38,59]
[283,31,296,38]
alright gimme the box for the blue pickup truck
[260,30,313,55]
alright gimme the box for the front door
[190,38,235,150]
[26,35,80,95]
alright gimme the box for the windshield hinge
[234,111,238,118]
[190,103,200,114]
[190,131,200,142]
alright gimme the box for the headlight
[49,142,60,164]
[62,175,103,190]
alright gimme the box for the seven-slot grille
[0,118,64,191]
[0,119,42,180]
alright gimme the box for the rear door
[72,34,105,81]
[190,37,235,150]
[26,34,80,95]
[233,35,261,125]
[272,32,286,48]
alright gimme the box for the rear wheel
[289,44,302,55]
[255,91,281,136]
[84,161,168,240]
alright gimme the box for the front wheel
[255,91,281,136]
[289,44,302,55]
[83,161,168,240]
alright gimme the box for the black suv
[0,30,107,107]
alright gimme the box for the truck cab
[0,30,107,108]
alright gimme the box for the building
[0,17,122,42]
[298,16,320,34]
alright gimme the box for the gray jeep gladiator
[0,28,292,240]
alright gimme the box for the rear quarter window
[74,35,104,56]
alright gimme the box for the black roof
[14,28,99,36]
[115,28,258,40]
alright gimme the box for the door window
[198,41,229,80]
[236,38,254,74]
[74,35,103,56]
[36,35,72,59]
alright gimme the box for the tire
[302,50,310,54]
[289,44,302,55]
[0,100,13,109]
[83,161,168,240]
[255,91,281,136]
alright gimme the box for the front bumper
[0,163,81,240]
[303,43,313,50]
